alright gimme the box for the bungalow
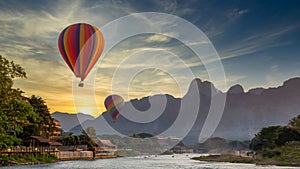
[23,136,62,151]
[94,139,117,158]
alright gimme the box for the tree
[275,126,300,146]
[0,55,36,148]
[250,115,300,152]
[249,126,281,151]
[0,55,26,93]
[63,132,76,145]
[27,95,56,138]
[81,126,97,150]
[289,115,300,128]
[85,126,97,140]
[6,99,34,137]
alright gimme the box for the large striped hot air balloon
[104,95,124,122]
[58,23,104,87]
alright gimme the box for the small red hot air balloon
[104,95,124,122]
[58,23,104,87]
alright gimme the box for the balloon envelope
[104,95,124,122]
[58,23,104,83]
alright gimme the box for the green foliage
[258,141,300,166]
[131,133,140,138]
[249,126,281,151]
[250,115,300,152]
[261,148,281,158]
[195,116,300,167]
[0,55,57,149]
[276,126,300,146]
[0,153,57,164]
[0,55,26,93]
[191,137,249,153]
[85,126,97,140]
[131,133,153,138]
[289,115,300,128]
[248,114,300,166]
[25,95,56,138]
[2,99,35,137]
[57,127,97,150]
[160,150,173,155]
[81,127,97,150]
[192,154,255,164]
[57,132,76,145]
[0,55,36,148]
[0,134,21,149]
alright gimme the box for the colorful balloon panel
[104,95,124,122]
[58,23,104,82]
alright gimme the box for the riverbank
[0,153,59,167]
[0,153,120,167]
[3,153,298,169]
[192,154,300,167]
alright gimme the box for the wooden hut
[94,140,117,158]
[23,136,62,151]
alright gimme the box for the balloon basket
[78,81,84,87]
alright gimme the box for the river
[3,154,299,169]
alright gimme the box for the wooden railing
[0,147,59,154]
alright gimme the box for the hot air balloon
[104,95,124,122]
[58,23,104,87]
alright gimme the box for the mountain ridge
[53,77,300,144]
[51,111,94,132]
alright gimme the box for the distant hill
[189,137,249,153]
[65,77,300,145]
[51,112,94,132]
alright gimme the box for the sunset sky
[1,0,299,116]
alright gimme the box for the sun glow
[78,107,93,115]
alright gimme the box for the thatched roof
[24,136,62,146]
[96,139,116,147]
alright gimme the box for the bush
[262,149,281,158]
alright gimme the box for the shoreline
[0,154,120,167]
[4,153,300,168]
[191,154,300,167]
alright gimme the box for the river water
[3,154,299,169]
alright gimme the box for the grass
[262,142,300,166]
[192,154,255,164]
[0,153,58,166]
[192,143,300,167]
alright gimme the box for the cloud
[0,1,239,115]
[0,0,141,115]
[1,1,299,116]
[229,9,249,17]
[156,0,177,14]
[237,9,249,15]
[201,8,250,38]
[145,34,171,43]
[219,25,298,60]
[0,1,79,39]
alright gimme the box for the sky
[0,0,300,116]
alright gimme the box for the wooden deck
[0,147,118,160]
